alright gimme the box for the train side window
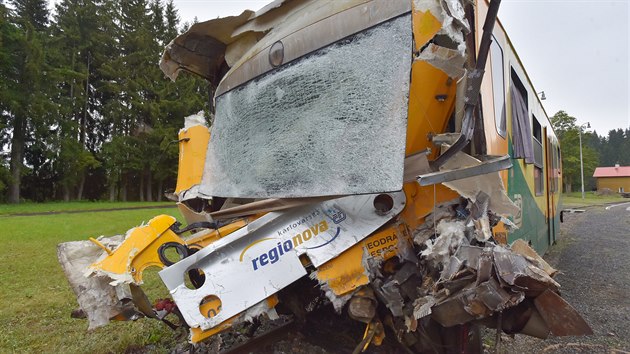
[534,166,544,196]
[490,37,506,138]
[556,145,561,192]
[532,116,543,167]
[532,116,544,196]
[550,141,557,193]
[510,69,534,163]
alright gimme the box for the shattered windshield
[199,14,412,198]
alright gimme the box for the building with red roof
[593,164,630,193]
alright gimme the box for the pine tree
[149,0,165,45]
[6,0,49,203]
[0,1,16,199]
[9,0,48,30]
[2,0,210,201]
[49,0,114,200]
[163,0,178,43]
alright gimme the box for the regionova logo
[239,209,345,271]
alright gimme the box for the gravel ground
[486,203,630,353]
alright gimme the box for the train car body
[58,0,587,352]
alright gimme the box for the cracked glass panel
[200,15,412,198]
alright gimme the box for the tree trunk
[121,174,128,202]
[77,171,86,200]
[139,172,145,202]
[146,168,153,202]
[8,114,26,203]
[81,52,90,146]
[156,179,163,201]
[109,183,116,202]
[63,184,71,202]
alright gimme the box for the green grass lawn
[563,191,628,207]
[0,201,174,215]
[0,206,183,354]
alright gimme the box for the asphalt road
[491,203,630,353]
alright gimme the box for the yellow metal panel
[411,7,441,51]
[90,215,181,283]
[90,215,255,284]
[406,60,457,156]
[186,216,256,248]
[399,182,460,232]
[191,319,235,343]
[315,225,408,296]
[175,125,210,194]
[190,295,279,343]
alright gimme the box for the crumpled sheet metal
[420,219,465,268]
[57,236,134,329]
[534,289,593,336]
[420,236,586,335]
[493,246,560,297]
[442,152,520,216]
[86,215,180,286]
[159,10,253,82]
[511,239,558,277]
[160,0,393,85]
[395,190,590,337]
[413,0,470,79]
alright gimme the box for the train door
[544,127,556,245]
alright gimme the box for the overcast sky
[171,0,630,135]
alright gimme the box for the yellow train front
[58,0,590,352]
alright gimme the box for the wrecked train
[58,0,591,352]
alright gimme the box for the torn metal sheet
[431,284,477,326]
[310,271,355,312]
[373,278,405,317]
[475,277,520,312]
[403,151,432,183]
[87,215,181,286]
[511,239,558,277]
[416,43,467,79]
[493,247,560,296]
[406,206,586,336]
[159,192,406,330]
[420,219,466,268]
[534,289,593,336]
[159,10,254,82]
[412,296,436,320]
[413,0,469,49]
[160,0,411,92]
[441,152,520,216]
[412,198,460,245]
[416,154,513,187]
[58,237,135,329]
[412,0,470,79]
[519,307,551,339]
